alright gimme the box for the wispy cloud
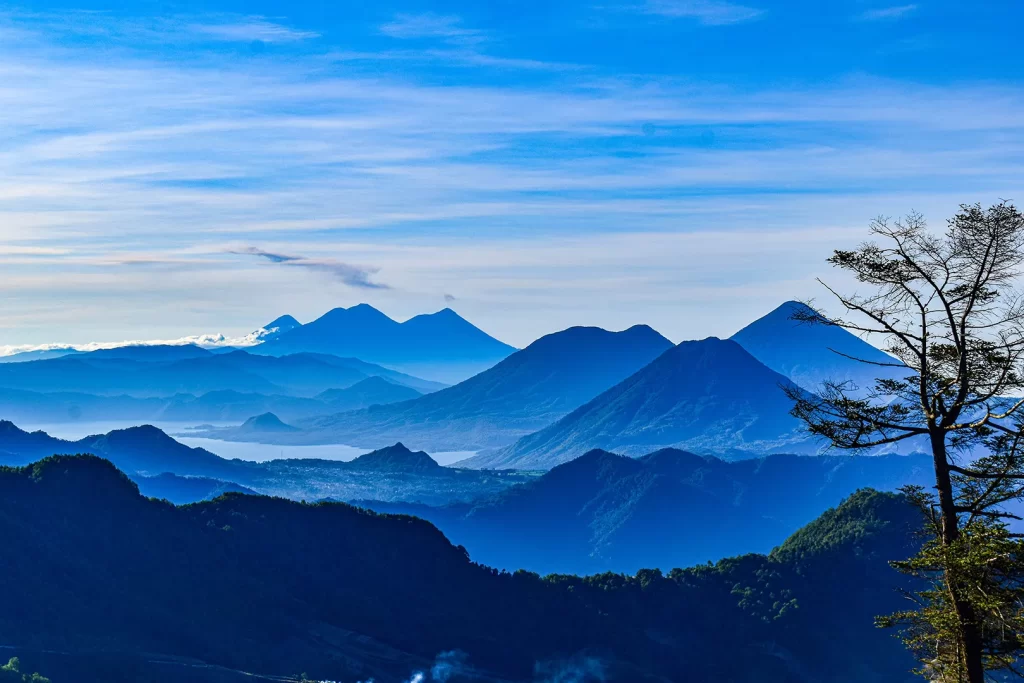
[858,4,918,21]
[0,11,320,45]
[189,17,320,43]
[371,13,577,70]
[380,13,485,45]
[0,10,1022,347]
[642,0,764,25]
[329,47,578,71]
[230,247,389,289]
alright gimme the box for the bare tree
[787,202,1024,682]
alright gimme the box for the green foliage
[0,658,51,683]
[793,201,1024,682]
[0,456,922,683]
[879,487,1024,681]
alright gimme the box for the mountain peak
[264,314,300,330]
[251,303,514,382]
[468,334,813,469]
[27,454,142,502]
[240,412,299,433]
[317,304,394,324]
[0,419,28,435]
[730,299,900,392]
[349,442,440,472]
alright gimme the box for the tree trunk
[930,431,986,683]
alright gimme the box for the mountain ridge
[198,324,676,451]
[730,300,905,392]
[465,336,818,469]
[254,304,517,383]
[0,454,920,683]
[363,445,932,574]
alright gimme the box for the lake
[20,420,477,465]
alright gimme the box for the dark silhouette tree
[786,202,1024,682]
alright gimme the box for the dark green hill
[0,456,918,682]
[364,447,933,574]
[131,472,258,504]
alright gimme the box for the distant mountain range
[730,300,904,392]
[131,472,257,505]
[253,304,516,383]
[0,380,423,426]
[466,337,818,469]
[362,446,932,574]
[192,324,674,451]
[0,305,513,384]
[0,454,919,683]
[0,300,913,468]
[0,346,441,396]
[0,421,532,505]
[315,375,423,410]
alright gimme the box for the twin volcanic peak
[253,304,517,383]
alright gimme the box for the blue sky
[1,0,1023,350]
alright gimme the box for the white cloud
[0,331,266,359]
[858,4,918,21]
[188,17,320,43]
[380,13,485,44]
[0,11,1022,347]
[642,0,764,25]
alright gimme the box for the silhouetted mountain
[0,384,424,426]
[0,454,919,682]
[363,447,932,574]
[254,304,516,382]
[0,349,439,401]
[131,472,257,504]
[347,442,441,472]
[207,324,674,451]
[256,314,300,341]
[158,390,331,422]
[82,344,213,362]
[730,300,906,392]
[0,346,83,363]
[0,420,245,479]
[77,425,245,479]
[0,422,529,505]
[467,337,817,469]
[315,376,423,410]
[238,412,299,433]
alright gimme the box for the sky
[1,0,1023,350]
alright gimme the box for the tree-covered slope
[0,456,919,682]
[0,422,532,505]
[364,448,933,574]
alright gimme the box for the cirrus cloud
[229,247,389,289]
